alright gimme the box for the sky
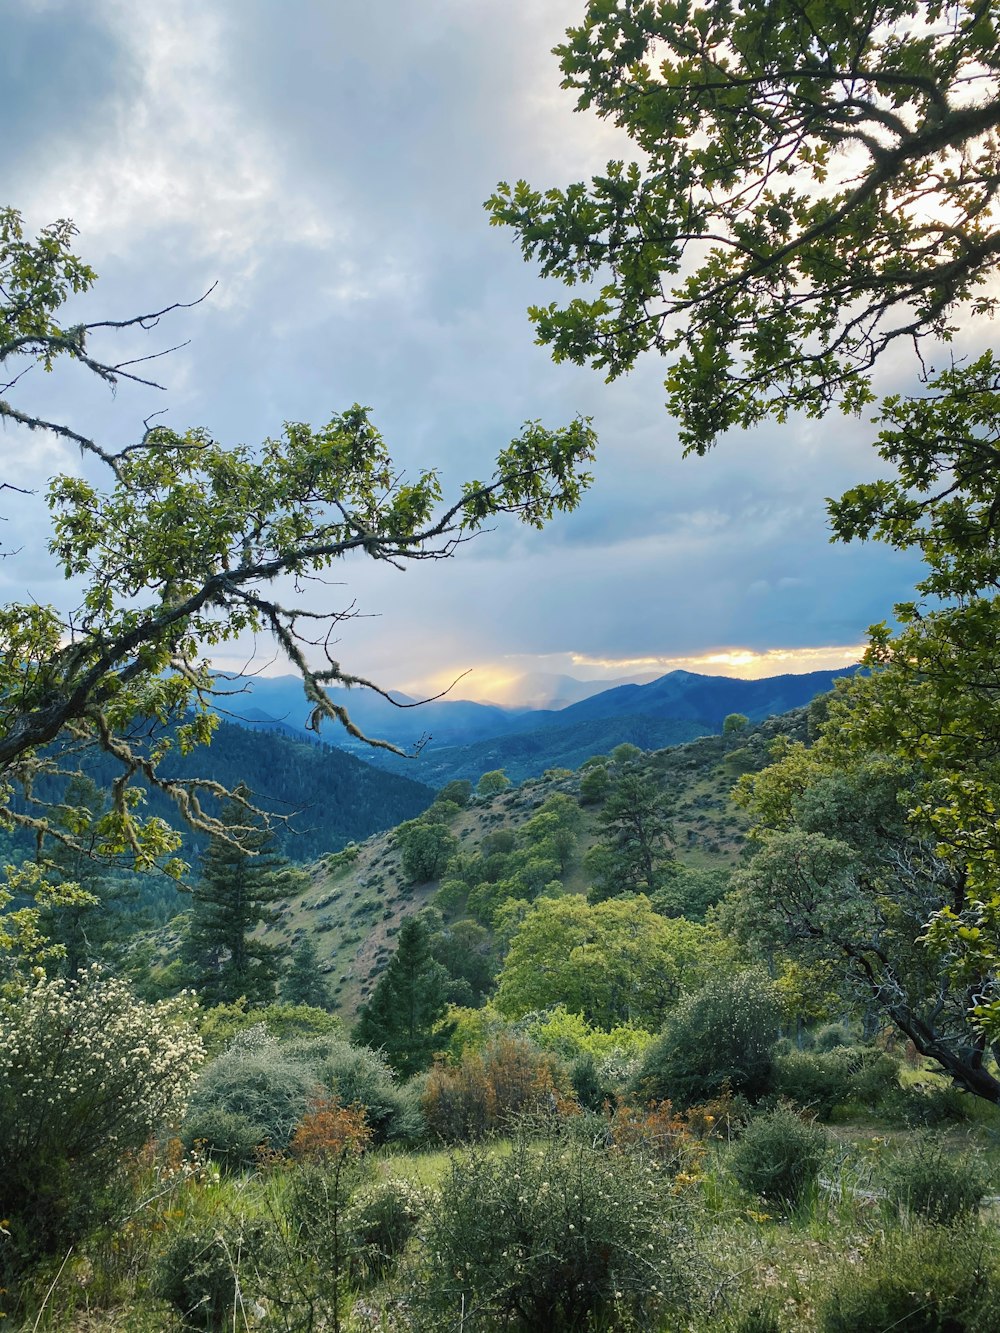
[0,0,938,706]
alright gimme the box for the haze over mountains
[215,665,857,786]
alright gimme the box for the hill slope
[260,706,811,1016]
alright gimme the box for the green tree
[397,820,458,883]
[282,936,332,1010]
[578,763,610,805]
[0,205,595,888]
[426,914,498,1007]
[727,737,1000,1102]
[495,894,733,1029]
[181,789,298,1006]
[438,779,473,808]
[354,916,453,1077]
[586,771,675,901]
[489,5,1000,1039]
[634,966,781,1107]
[488,1,1000,451]
[476,769,511,797]
[723,713,749,738]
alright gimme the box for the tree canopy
[728,731,1000,1101]
[488,0,1000,452]
[491,2,1000,1039]
[0,207,595,882]
[495,893,734,1029]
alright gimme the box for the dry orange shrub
[289,1097,372,1162]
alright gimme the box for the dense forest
[3,0,1000,1328]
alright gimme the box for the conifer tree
[586,772,675,902]
[354,916,453,1077]
[282,935,332,1010]
[181,787,296,1006]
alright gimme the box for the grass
[14,1111,1000,1332]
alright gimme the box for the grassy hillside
[262,707,809,1019]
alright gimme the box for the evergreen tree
[585,772,675,902]
[181,788,296,1006]
[354,916,453,1077]
[282,936,333,1010]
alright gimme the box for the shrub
[421,1034,573,1142]
[887,1082,972,1127]
[813,1022,853,1051]
[153,1214,275,1332]
[0,968,203,1291]
[288,1096,372,1163]
[773,1049,845,1119]
[345,1176,429,1283]
[728,1104,827,1207]
[414,1132,699,1330]
[820,1222,1000,1332]
[578,765,610,804]
[179,1107,267,1169]
[634,967,780,1107]
[605,1098,705,1177]
[273,1156,371,1328]
[880,1135,990,1224]
[845,1048,899,1110]
[183,1044,317,1159]
[285,1034,424,1144]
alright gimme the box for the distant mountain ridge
[217,665,856,785]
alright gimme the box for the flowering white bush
[0,967,204,1280]
[1,966,204,1163]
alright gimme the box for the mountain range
[215,665,857,785]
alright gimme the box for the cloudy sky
[2,0,934,705]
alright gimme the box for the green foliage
[345,1176,429,1283]
[610,743,642,766]
[730,740,1000,1101]
[181,788,295,1006]
[438,778,472,807]
[183,1038,317,1160]
[427,915,497,1007]
[651,864,731,922]
[723,713,750,737]
[284,1033,422,1145]
[413,1130,699,1331]
[819,1222,1000,1333]
[880,1136,990,1224]
[635,967,780,1107]
[195,1000,341,1057]
[813,1022,853,1052]
[496,894,731,1029]
[282,936,332,1010]
[727,1104,827,1207]
[0,969,203,1290]
[578,762,610,804]
[153,1213,275,1332]
[354,916,454,1077]
[488,4,1000,449]
[397,819,458,883]
[586,770,675,900]
[277,1155,371,1332]
[476,768,511,797]
[773,1050,847,1121]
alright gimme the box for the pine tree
[354,916,453,1077]
[282,936,333,1010]
[181,787,296,1006]
[585,772,675,902]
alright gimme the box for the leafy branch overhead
[0,207,595,873]
[488,0,1000,451]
